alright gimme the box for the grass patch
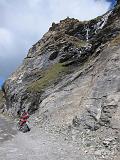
[27,63,68,93]
[74,40,87,48]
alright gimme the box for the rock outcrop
[1,0,120,159]
[0,90,5,112]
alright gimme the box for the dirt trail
[0,115,94,160]
[0,115,17,143]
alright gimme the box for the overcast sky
[0,0,116,86]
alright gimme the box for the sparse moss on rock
[27,63,68,93]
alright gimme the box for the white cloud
[49,0,110,21]
[0,28,14,49]
[0,0,112,78]
[26,0,43,8]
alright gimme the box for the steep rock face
[3,10,119,115]
[2,1,120,159]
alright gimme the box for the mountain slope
[1,1,120,159]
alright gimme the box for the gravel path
[0,115,94,160]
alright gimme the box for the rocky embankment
[1,0,120,159]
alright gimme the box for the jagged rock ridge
[1,1,120,159]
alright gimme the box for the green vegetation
[27,63,68,93]
[74,40,87,48]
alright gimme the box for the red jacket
[20,112,29,122]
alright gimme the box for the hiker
[19,110,29,126]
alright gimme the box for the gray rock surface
[1,0,120,159]
[0,115,97,160]
[0,90,5,112]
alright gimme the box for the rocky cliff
[0,90,5,111]
[1,0,120,159]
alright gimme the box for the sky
[0,0,116,86]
